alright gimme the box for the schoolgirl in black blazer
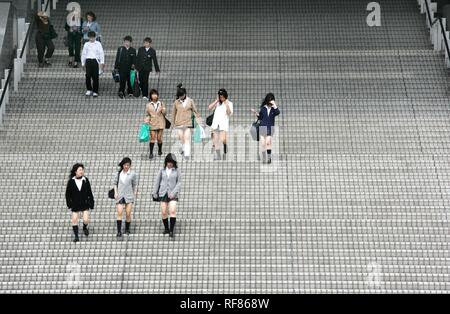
[251,93,280,164]
[65,163,95,242]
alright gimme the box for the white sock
[184,143,191,157]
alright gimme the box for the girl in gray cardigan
[113,157,139,237]
[152,154,182,239]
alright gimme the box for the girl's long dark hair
[118,157,132,170]
[70,163,84,178]
[164,154,178,169]
[261,93,275,107]
[176,83,186,99]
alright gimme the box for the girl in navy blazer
[251,93,280,164]
[65,163,95,242]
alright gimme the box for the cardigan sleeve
[191,100,201,119]
[171,170,182,197]
[152,169,163,196]
[65,180,73,209]
[85,178,95,209]
[171,101,178,127]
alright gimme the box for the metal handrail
[0,0,50,109]
[424,0,450,62]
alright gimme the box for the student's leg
[160,202,169,233]
[266,136,273,163]
[213,129,221,159]
[68,33,75,58]
[91,61,99,93]
[157,130,163,155]
[119,70,127,94]
[74,33,82,63]
[140,70,149,97]
[168,201,177,236]
[116,203,124,234]
[35,34,45,64]
[71,212,79,240]
[221,130,228,153]
[45,39,55,60]
[149,130,156,158]
[260,135,267,163]
[177,129,185,154]
[183,128,192,158]
[85,60,93,91]
[125,203,133,233]
[82,210,90,236]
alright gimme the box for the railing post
[52,0,58,10]
[14,59,20,92]
[43,0,50,17]
[24,22,30,59]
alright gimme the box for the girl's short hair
[164,153,178,169]
[118,157,132,169]
[218,88,228,99]
[70,163,84,178]
[176,83,186,99]
[261,93,275,107]
[149,89,159,99]
[85,11,96,21]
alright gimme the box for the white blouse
[211,100,233,132]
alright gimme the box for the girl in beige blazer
[171,84,202,161]
[144,89,166,159]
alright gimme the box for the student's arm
[170,170,182,198]
[113,172,119,197]
[132,173,139,197]
[86,178,95,209]
[114,47,121,69]
[135,48,142,71]
[81,42,87,67]
[64,22,70,32]
[65,181,72,209]
[208,99,218,110]
[192,100,201,120]
[98,42,105,67]
[152,48,160,72]
[152,169,162,198]
[171,102,177,127]
[160,102,166,115]
[225,101,233,116]
[130,48,137,69]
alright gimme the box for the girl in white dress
[208,89,233,160]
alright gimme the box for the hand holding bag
[250,119,260,141]
[108,172,120,199]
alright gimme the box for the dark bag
[43,24,58,40]
[206,110,215,127]
[112,69,120,83]
[108,172,120,199]
[250,119,260,141]
[133,72,141,97]
[165,116,171,129]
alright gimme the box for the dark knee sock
[125,221,131,231]
[117,220,122,232]
[149,142,155,154]
[158,142,163,153]
[72,225,79,237]
[83,223,88,230]
[223,143,227,154]
[162,218,169,231]
[169,217,176,232]
[267,149,272,156]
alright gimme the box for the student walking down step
[35,11,56,67]
[208,89,233,161]
[64,7,83,68]
[152,154,182,239]
[113,157,139,237]
[65,164,95,242]
[171,84,202,161]
[251,93,280,164]
[114,36,136,98]
[81,31,105,97]
[144,89,166,159]
[136,37,160,100]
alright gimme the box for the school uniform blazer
[136,47,160,72]
[114,46,137,72]
[146,101,167,130]
[65,177,95,210]
[82,21,101,40]
[152,168,182,198]
[171,97,201,128]
[258,106,280,127]
[113,170,139,203]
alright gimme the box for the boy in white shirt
[81,31,105,97]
